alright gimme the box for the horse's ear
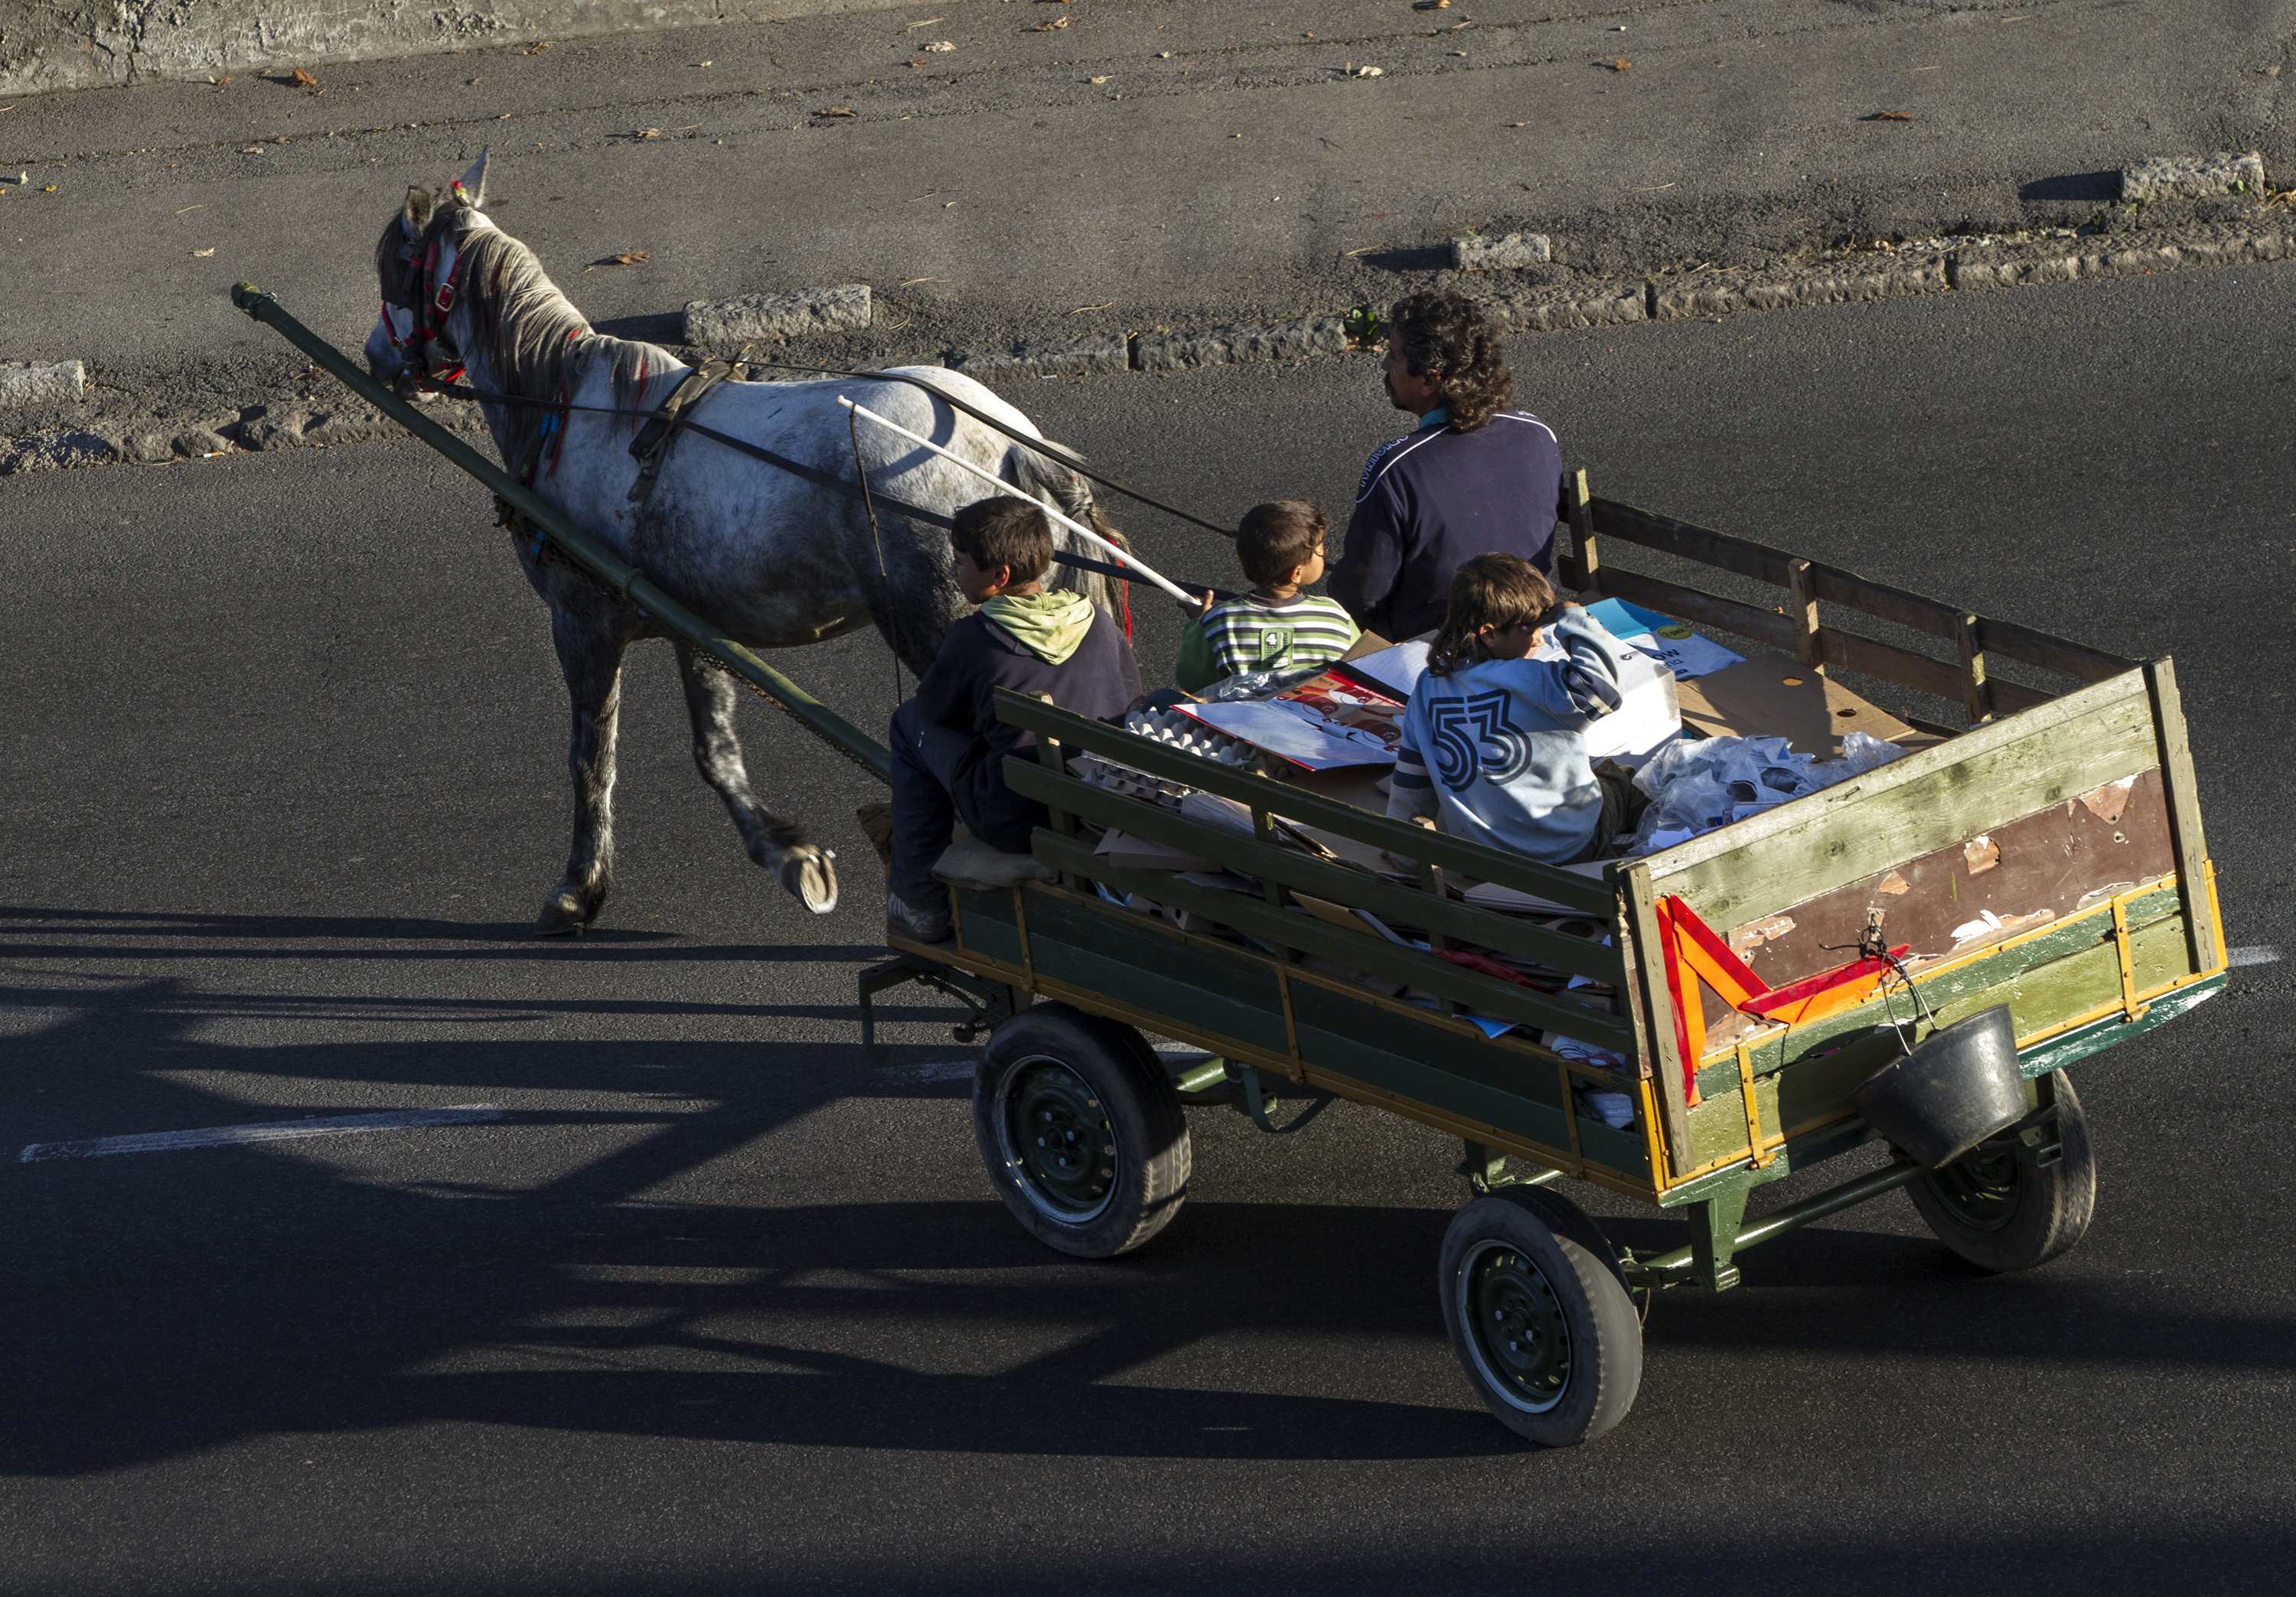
[400,185,434,236]
[452,148,490,210]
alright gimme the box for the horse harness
[625,357,744,516]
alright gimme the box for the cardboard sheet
[1675,656,1921,756]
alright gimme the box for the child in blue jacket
[1385,553,1629,865]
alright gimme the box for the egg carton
[1121,706,1262,768]
[1069,753,1194,809]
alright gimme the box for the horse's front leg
[538,599,628,935]
[674,643,840,915]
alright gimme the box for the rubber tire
[1909,1070,2097,1273]
[974,1003,1191,1259]
[1439,1188,1644,1447]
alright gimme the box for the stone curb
[1952,228,2296,291]
[1651,258,1948,321]
[1452,233,1553,271]
[686,284,872,347]
[2122,152,2268,204]
[951,334,1129,380]
[11,211,2296,473]
[0,360,87,409]
[1132,315,1349,373]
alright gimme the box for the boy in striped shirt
[1175,500,1362,693]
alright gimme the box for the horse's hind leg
[539,600,628,935]
[674,643,840,915]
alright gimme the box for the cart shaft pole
[229,282,892,784]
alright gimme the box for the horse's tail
[1004,444,1126,617]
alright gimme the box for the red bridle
[380,192,478,385]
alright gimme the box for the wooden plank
[1006,761,1624,982]
[1580,567,1802,654]
[1975,618,2133,684]
[1805,563,1965,641]
[1622,862,1694,1179]
[1588,500,1792,586]
[1817,627,1970,704]
[1033,833,1638,1050]
[1787,558,1824,673]
[2145,657,2219,973]
[1561,468,1599,592]
[1956,611,1994,724]
[995,692,1617,912]
[1647,671,2159,928]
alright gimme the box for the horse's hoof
[536,888,598,937]
[778,847,839,915]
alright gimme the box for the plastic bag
[1626,731,1906,854]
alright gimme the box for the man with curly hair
[1329,291,1570,640]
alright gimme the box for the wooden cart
[866,486,2229,1446]
[230,286,2228,1449]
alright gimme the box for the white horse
[364,152,1121,934]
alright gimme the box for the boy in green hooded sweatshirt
[886,496,1143,942]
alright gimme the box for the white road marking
[2228,944,2281,969]
[19,1106,503,1164]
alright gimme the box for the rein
[413,373,1226,596]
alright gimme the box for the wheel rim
[1925,1143,2023,1231]
[994,1054,1119,1224]
[1457,1239,1573,1414]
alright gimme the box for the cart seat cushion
[931,837,1056,891]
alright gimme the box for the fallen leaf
[924,37,955,50]
[595,250,651,266]
[1348,63,1384,77]
[906,56,925,66]
[292,67,318,87]
[1864,109,1915,120]
[241,145,266,155]
[1029,14,1070,28]
[520,39,550,54]
[1414,0,1450,8]
[633,125,662,137]
[209,73,231,86]
[41,183,57,191]
[1087,73,1111,83]
[498,112,513,119]
[1448,49,1467,56]
[816,105,857,116]
[192,246,215,256]
[1156,50,1172,57]
[1608,55,1631,71]
[694,59,713,67]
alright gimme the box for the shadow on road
[5,911,2292,1485]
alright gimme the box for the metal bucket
[1851,1005,2027,1168]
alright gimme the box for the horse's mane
[383,203,676,462]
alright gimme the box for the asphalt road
[4,267,2294,1593]
[5,0,2293,416]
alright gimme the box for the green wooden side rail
[1029,833,1637,1051]
[993,692,1618,913]
[1561,483,2136,722]
[1004,758,1619,981]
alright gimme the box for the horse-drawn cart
[239,283,2228,1448]
[853,491,2226,1444]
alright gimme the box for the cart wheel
[974,1003,1191,1259]
[1909,1071,2096,1273]
[1438,1188,1643,1446]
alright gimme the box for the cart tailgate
[1636,664,2224,1180]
